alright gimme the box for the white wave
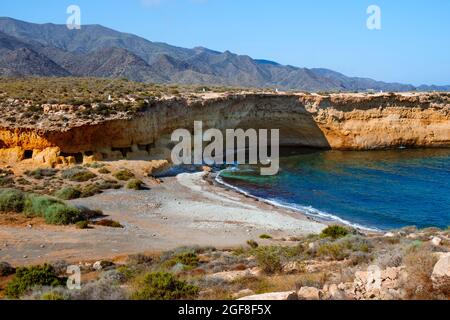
[215,170,380,232]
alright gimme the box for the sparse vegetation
[126,179,144,190]
[113,169,135,181]
[403,245,439,299]
[132,272,199,300]
[25,168,58,180]
[0,189,85,225]
[162,252,200,271]
[54,187,82,200]
[253,246,294,274]
[94,219,123,228]
[1,224,449,301]
[246,240,259,249]
[98,168,111,174]
[5,264,65,298]
[320,225,349,240]
[75,220,90,229]
[0,188,25,213]
[61,167,97,182]
[259,234,272,240]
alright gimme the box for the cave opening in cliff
[23,150,33,159]
[61,152,83,164]
[138,143,154,152]
[112,147,133,158]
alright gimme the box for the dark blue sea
[217,148,450,231]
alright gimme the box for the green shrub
[0,176,14,186]
[174,252,199,268]
[98,168,111,174]
[247,240,259,249]
[23,194,61,217]
[254,246,284,274]
[43,203,82,225]
[80,184,102,198]
[161,250,200,271]
[84,162,105,169]
[259,234,272,240]
[0,188,25,213]
[41,291,64,300]
[54,187,82,200]
[5,264,65,298]
[132,272,199,300]
[75,220,90,229]
[61,167,97,182]
[316,242,349,260]
[94,219,123,228]
[320,225,349,240]
[0,262,15,276]
[113,169,135,181]
[97,180,121,190]
[16,177,32,185]
[338,236,371,253]
[253,245,306,274]
[23,193,81,224]
[127,179,144,190]
[25,168,58,180]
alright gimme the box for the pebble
[40,244,45,248]
[23,255,28,258]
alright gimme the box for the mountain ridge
[0,17,449,92]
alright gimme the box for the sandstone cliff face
[0,92,449,165]
[300,93,450,150]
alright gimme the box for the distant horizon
[1,0,449,86]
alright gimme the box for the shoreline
[213,170,380,233]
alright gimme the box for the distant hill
[0,17,447,92]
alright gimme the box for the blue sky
[1,0,449,85]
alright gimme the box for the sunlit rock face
[1,92,449,165]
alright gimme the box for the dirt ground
[0,172,325,266]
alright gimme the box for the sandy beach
[0,171,325,265]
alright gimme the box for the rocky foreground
[0,225,449,300]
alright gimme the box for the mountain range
[0,17,449,92]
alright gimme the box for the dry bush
[403,245,438,300]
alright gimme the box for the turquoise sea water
[217,148,450,231]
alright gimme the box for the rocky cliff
[0,92,449,166]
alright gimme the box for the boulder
[206,268,261,282]
[232,289,255,299]
[33,147,61,166]
[93,260,114,271]
[297,287,321,300]
[322,283,349,300]
[431,237,442,247]
[431,253,450,291]
[0,147,25,163]
[238,291,298,301]
[353,266,407,300]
